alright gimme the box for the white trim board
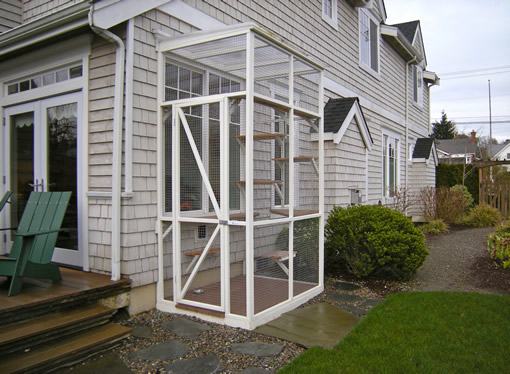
[323,76,405,127]
[158,0,225,30]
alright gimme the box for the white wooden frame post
[245,30,255,321]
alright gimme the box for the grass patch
[278,292,510,374]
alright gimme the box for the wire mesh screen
[293,217,320,295]
[293,58,320,114]
[294,114,320,211]
[229,226,247,316]
[253,223,290,314]
[163,107,172,213]
[162,222,173,301]
[244,101,290,221]
[180,222,222,308]
[169,34,247,83]
[254,36,290,103]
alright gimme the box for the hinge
[2,117,5,127]
[3,234,6,243]
[2,176,5,184]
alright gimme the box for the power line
[439,65,510,76]
[441,70,510,80]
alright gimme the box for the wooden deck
[179,275,317,316]
[0,267,130,324]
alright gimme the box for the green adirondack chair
[0,191,71,296]
[0,191,11,212]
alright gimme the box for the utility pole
[489,80,493,181]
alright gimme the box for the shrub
[325,205,428,280]
[419,219,449,235]
[450,184,474,209]
[419,187,466,223]
[487,223,510,269]
[461,204,501,227]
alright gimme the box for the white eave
[380,24,423,63]
[423,70,440,86]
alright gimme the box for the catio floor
[180,275,317,316]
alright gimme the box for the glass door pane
[46,102,78,250]
[10,112,34,237]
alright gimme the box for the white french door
[3,92,83,266]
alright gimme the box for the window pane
[69,65,83,79]
[19,80,30,92]
[31,77,42,89]
[360,12,370,66]
[221,77,230,94]
[56,69,69,82]
[43,73,55,86]
[191,71,203,95]
[166,63,178,88]
[165,88,178,101]
[179,68,191,92]
[209,74,220,95]
[370,20,378,71]
[7,84,18,95]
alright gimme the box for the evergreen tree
[431,110,457,139]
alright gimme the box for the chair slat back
[9,192,71,264]
[0,191,12,212]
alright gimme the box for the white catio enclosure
[156,24,324,329]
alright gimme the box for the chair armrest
[17,228,67,237]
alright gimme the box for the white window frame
[322,0,338,29]
[413,65,423,107]
[382,129,400,200]
[163,59,243,215]
[358,8,380,77]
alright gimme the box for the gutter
[88,6,124,281]
[405,56,417,195]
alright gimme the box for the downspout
[404,56,417,191]
[88,7,125,281]
[124,19,134,196]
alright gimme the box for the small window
[197,225,207,240]
[413,65,423,106]
[506,153,510,160]
[322,0,338,29]
[359,9,379,74]
[382,132,400,198]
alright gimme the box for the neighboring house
[489,141,510,171]
[436,134,479,164]
[0,0,439,329]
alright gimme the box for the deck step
[0,304,116,355]
[0,323,132,374]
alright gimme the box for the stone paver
[231,342,283,357]
[255,303,359,348]
[129,341,188,361]
[361,299,384,309]
[164,355,224,374]
[326,292,363,303]
[162,318,211,339]
[334,281,361,291]
[54,353,132,374]
[238,368,273,373]
[131,325,152,339]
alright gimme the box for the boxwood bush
[325,205,428,280]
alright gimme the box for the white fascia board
[431,142,439,166]
[380,24,423,63]
[157,0,225,30]
[92,0,169,29]
[324,76,405,127]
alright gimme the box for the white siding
[0,0,22,33]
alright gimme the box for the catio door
[3,92,82,266]
[172,97,242,313]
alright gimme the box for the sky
[384,0,510,142]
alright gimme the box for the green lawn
[278,292,510,374]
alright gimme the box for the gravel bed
[69,227,509,373]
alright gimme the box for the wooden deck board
[0,267,130,323]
